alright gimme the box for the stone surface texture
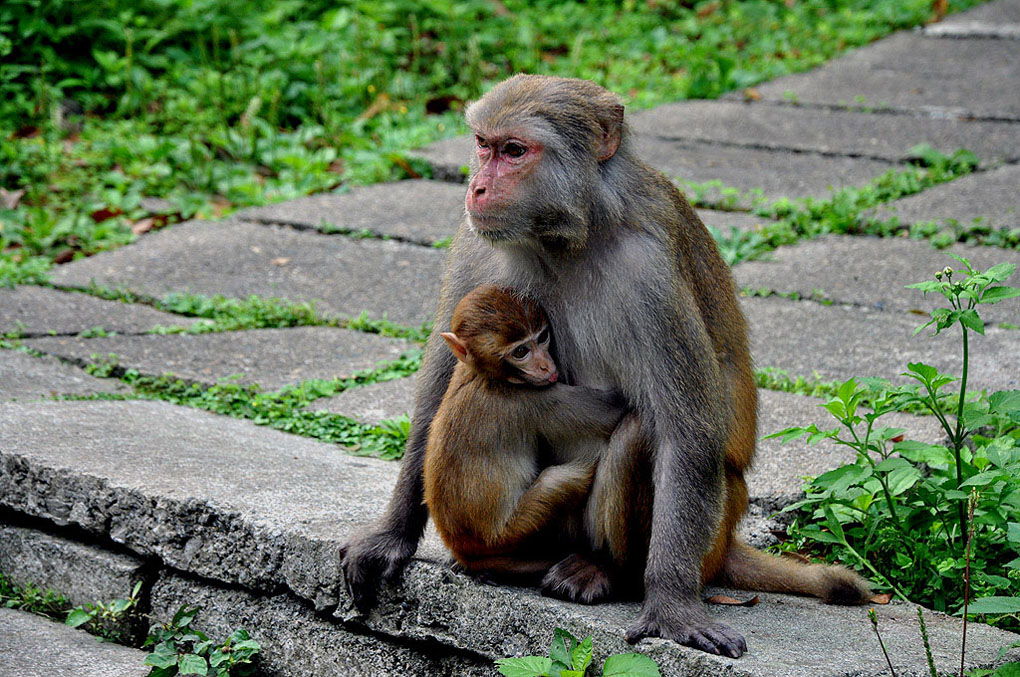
[0,351,130,400]
[24,327,410,390]
[0,608,149,677]
[308,375,417,424]
[0,285,195,336]
[51,219,445,326]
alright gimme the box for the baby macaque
[423,284,624,576]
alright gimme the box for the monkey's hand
[626,601,747,658]
[340,527,417,614]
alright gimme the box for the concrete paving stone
[50,219,445,327]
[874,163,1020,231]
[630,99,1020,166]
[408,135,472,183]
[924,0,1020,38]
[150,572,493,677]
[0,285,197,337]
[0,350,130,400]
[0,399,448,611]
[742,295,1020,392]
[410,133,895,206]
[742,33,1020,120]
[1,404,1016,675]
[24,327,409,391]
[751,390,946,509]
[0,524,146,609]
[734,235,1020,324]
[697,208,774,232]
[0,608,149,677]
[236,180,464,245]
[309,375,417,425]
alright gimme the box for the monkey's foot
[541,553,613,604]
[339,528,416,614]
[626,605,746,658]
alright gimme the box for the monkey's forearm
[488,462,595,549]
[539,385,627,440]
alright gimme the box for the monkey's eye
[503,141,526,158]
[475,136,489,149]
[537,328,550,344]
[511,345,530,360]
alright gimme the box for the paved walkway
[2,2,1019,675]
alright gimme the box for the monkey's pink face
[465,132,543,234]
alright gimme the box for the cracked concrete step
[630,100,1020,167]
[734,235,1020,325]
[923,0,1020,39]
[873,163,1020,231]
[0,399,1013,676]
[744,295,1020,393]
[411,133,894,207]
[740,32,1020,120]
[50,219,445,327]
[0,608,148,677]
[0,285,197,337]
[23,327,411,391]
[0,350,130,400]
[235,179,464,244]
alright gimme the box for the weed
[0,570,69,619]
[143,605,259,677]
[496,627,659,677]
[66,581,143,644]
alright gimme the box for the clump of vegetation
[497,627,660,677]
[0,0,985,285]
[66,580,144,643]
[0,570,69,618]
[143,605,260,677]
[771,255,1020,629]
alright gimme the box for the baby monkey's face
[502,323,558,387]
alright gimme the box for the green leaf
[495,656,553,677]
[980,285,1020,304]
[143,652,179,670]
[822,505,847,543]
[982,263,1017,283]
[179,654,208,675]
[960,471,1004,488]
[571,636,593,671]
[990,390,1020,415]
[603,653,661,677]
[66,608,91,628]
[822,400,847,420]
[986,663,1020,677]
[964,597,1020,615]
[874,457,911,472]
[958,309,985,335]
[549,628,578,673]
[803,530,843,544]
[560,671,584,677]
[1007,523,1020,546]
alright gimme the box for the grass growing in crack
[73,348,423,459]
[143,605,260,677]
[0,570,69,619]
[690,147,985,265]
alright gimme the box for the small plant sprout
[869,608,898,677]
[496,627,660,677]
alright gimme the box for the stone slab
[309,375,417,425]
[0,524,146,609]
[0,350,130,400]
[743,33,1020,120]
[24,327,409,391]
[924,0,1020,38]
[0,400,448,611]
[409,135,471,183]
[0,608,149,677]
[875,163,1020,231]
[1,404,1016,675]
[630,99,1020,166]
[411,134,894,206]
[0,285,196,337]
[151,572,492,677]
[51,219,445,327]
[742,295,1020,392]
[237,180,463,245]
[345,560,1018,677]
[735,235,1020,324]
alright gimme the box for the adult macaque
[424,284,625,576]
[342,74,870,657]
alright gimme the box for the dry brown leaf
[743,88,762,101]
[0,188,25,210]
[131,217,156,235]
[871,593,893,605]
[358,92,391,122]
[390,154,422,179]
[706,594,759,607]
[90,207,123,223]
[271,257,291,266]
[53,249,75,264]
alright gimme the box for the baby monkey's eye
[537,328,550,344]
[511,345,530,359]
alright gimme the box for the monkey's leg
[542,413,651,604]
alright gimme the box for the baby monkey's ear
[440,332,471,364]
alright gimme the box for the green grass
[0,0,986,285]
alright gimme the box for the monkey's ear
[440,332,471,364]
[598,103,624,161]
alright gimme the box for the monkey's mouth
[467,212,520,242]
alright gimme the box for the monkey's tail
[718,539,872,605]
